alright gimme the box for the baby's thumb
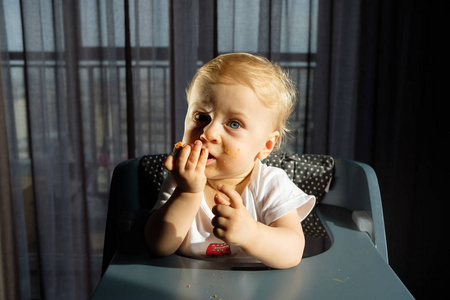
[163,155,175,171]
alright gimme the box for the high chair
[92,153,413,299]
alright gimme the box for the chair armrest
[321,158,388,263]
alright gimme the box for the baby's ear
[257,131,279,160]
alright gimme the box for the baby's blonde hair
[186,52,297,150]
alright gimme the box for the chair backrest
[102,152,334,274]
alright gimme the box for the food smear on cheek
[215,148,240,171]
[224,148,240,160]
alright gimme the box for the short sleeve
[251,163,315,225]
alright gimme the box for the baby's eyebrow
[227,110,250,121]
[189,100,213,111]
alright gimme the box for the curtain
[0,0,318,299]
[313,1,440,298]
[1,54,21,300]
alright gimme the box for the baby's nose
[200,122,221,143]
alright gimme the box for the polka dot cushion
[262,153,334,204]
[139,153,334,238]
[138,154,169,210]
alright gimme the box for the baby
[145,53,315,269]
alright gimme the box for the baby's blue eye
[227,121,241,129]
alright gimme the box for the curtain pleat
[170,0,199,144]
[0,54,20,300]
[0,3,32,299]
[312,0,362,157]
[124,0,136,158]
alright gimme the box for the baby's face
[183,82,278,180]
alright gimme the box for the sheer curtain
[0,0,318,299]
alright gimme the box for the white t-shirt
[155,159,315,262]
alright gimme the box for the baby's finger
[176,143,192,169]
[185,141,202,170]
[197,148,208,171]
[213,227,226,241]
[163,155,175,171]
[211,215,228,229]
[214,192,231,206]
[212,203,234,220]
[217,184,243,209]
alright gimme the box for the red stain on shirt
[206,243,232,256]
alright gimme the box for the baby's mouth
[206,152,216,164]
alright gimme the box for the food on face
[172,141,185,156]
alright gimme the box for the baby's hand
[211,184,258,247]
[164,140,208,193]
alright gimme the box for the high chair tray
[92,205,413,300]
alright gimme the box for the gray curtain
[0,0,317,299]
[313,1,439,298]
[1,53,22,300]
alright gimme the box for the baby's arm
[211,184,305,269]
[145,141,208,256]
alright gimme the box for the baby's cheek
[183,127,203,143]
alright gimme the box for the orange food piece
[173,142,185,156]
